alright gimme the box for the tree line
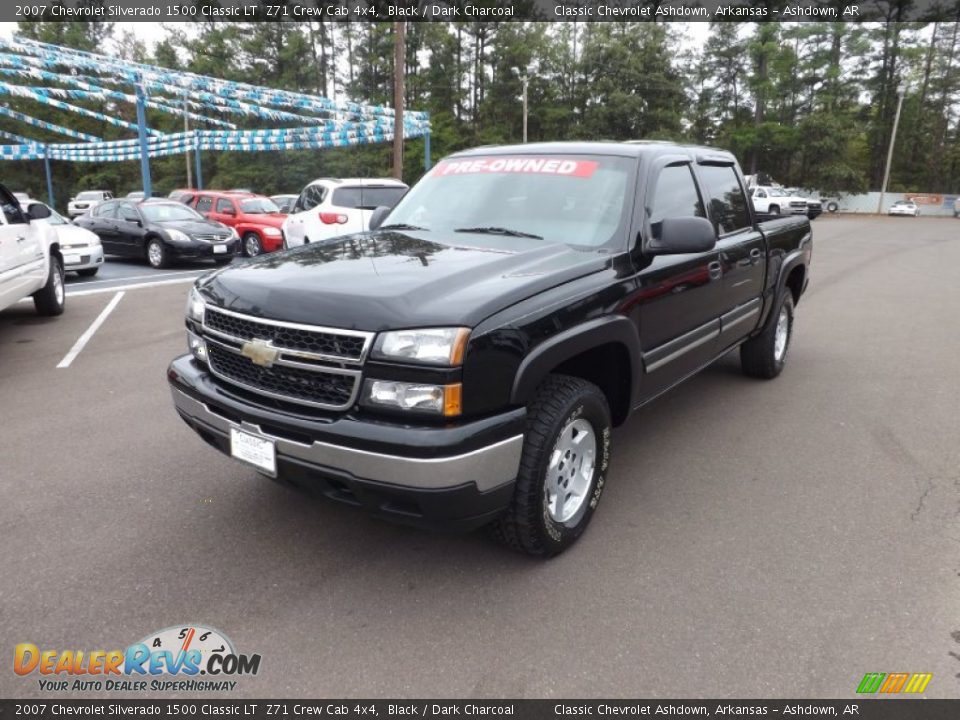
[4,9,960,207]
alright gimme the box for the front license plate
[230,427,276,475]
[64,255,81,265]
[213,244,228,254]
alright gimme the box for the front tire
[33,255,65,316]
[242,232,262,257]
[741,291,794,379]
[489,375,612,557]
[146,238,168,269]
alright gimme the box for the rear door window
[698,165,752,234]
[196,196,213,213]
[215,198,235,213]
[698,165,751,235]
[296,185,326,212]
[332,186,406,210]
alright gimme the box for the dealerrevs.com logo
[14,624,261,692]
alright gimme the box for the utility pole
[183,90,192,189]
[522,75,528,143]
[393,21,405,180]
[877,88,905,214]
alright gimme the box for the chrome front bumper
[171,387,524,493]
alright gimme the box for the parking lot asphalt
[1,217,958,699]
[63,256,232,295]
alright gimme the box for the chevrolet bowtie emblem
[241,338,279,368]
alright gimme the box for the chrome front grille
[195,234,231,243]
[201,306,373,410]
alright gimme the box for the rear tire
[33,255,65,316]
[488,375,612,557]
[76,267,99,278]
[741,292,794,379]
[769,204,781,215]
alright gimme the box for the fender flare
[510,315,641,405]
[759,246,808,332]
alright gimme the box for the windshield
[239,198,280,214]
[140,203,203,222]
[767,188,789,197]
[77,192,104,201]
[385,155,633,248]
[47,209,68,225]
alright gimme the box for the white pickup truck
[0,183,65,317]
[749,185,821,218]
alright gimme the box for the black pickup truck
[168,141,811,557]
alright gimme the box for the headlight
[229,227,239,240]
[263,227,282,236]
[364,380,462,416]
[372,327,470,366]
[186,286,206,324]
[167,229,191,243]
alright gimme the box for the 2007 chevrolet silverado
[168,141,811,557]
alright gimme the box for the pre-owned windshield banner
[2,1,956,24]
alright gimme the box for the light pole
[522,75,528,143]
[183,89,192,189]
[512,66,528,143]
[877,88,905,214]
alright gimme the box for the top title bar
[6,1,956,24]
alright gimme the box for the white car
[888,200,920,217]
[282,178,408,247]
[37,205,104,277]
[67,190,113,218]
[0,185,64,317]
[750,185,813,216]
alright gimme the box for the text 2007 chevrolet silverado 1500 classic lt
[168,142,812,557]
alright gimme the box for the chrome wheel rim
[148,243,162,267]
[544,417,597,525]
[774,306,790,361]
[245,235,261,256]
[53,264,64,305]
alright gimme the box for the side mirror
[646,216,717,255]
[26,203,51,221]
[369,206,391,231]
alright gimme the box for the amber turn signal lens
[443,383,463,417]
[449,328,471,366]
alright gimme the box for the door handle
[16,235,26,243]
[707,260,722,280]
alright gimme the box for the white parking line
[66,276,198,297]
[56,291,126,369]
[69,269,205,286]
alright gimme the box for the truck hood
[200,230,609,331]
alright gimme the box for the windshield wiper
[378,223,429,231]
[454,226,543,240]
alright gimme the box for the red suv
[189,191,286,257]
